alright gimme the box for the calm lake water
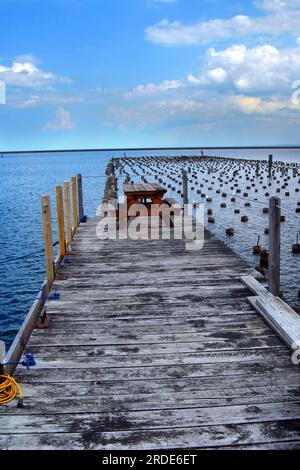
[0,148,300,350]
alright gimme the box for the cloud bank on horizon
[0,0,300,149]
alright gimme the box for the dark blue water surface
[0,148,300,350]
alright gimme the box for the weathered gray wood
[269,196,281,296]
[0,340,5,376]
[248,295,300,350]
[182,169,188,205]
[268,154,273,177]
[4,281,49,376]
[2,215,300,449]
[77,173,84,222]
[241,275,269,296]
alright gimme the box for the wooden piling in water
[268,154,273,178]
[182,170,188,205]
[269,196,281,296]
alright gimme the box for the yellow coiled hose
[0,374,23,406]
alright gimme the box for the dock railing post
[71,176,78,235]
[77,173,84,222]
[56,185,66,261]
[182,170,188,206]
[269,196,281,296]
[64,181,72,248]
[41,195,54,285]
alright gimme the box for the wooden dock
[1,216,300,449]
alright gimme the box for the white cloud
[232,95,289,113]
[189,42,300,93]
[145,0,300,45]
[15,93,84,108]
[124,79,182,98]
[0,56,71,89]
[230,95,300,114]
[43,107,74,131]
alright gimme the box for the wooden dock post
[269,196,281,296]
[56,185,66,261]
[64,182,72,248]
[41,195,54,285]
[182,170,188,205]
[77,173,84,222]
[268,154,273,177]
[71,176,78,234]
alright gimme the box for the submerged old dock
[1,220,300,449]
[1,158,300,450]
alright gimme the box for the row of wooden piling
[117,155,300,299]
[41,174,84,286]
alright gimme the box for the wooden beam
[77,174,84,222]
[268,154,273,177]
[64,181,72,248]
[269,196,281,296]
[41,195,54,285]
[0,340,5,376]
[182,170,188,205]
[71,176,78,235]
[248,295,300,351]
[56,186,66,261]
[4,281,49,375]
[241,275,270,297]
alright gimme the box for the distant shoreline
[1,145,300,155]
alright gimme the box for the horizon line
[1,145,300,155]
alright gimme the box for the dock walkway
[1,219,300,449]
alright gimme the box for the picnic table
[123,183,167,213]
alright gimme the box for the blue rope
[35,291,60,301]
[3,353,36,370]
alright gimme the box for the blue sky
[0,0,300,151]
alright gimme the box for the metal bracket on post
[269,196,281,296]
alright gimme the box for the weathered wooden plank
[14,358,297,383]
[4,280,49,376]
[2,401,300,435]
[14,348,290,371]
[0,419,300,450]
[1,386,300,416]
[26,327,279,348]
[241,275,270,296]
[25,335,284,357]
[4,370,300,401]
[248,296,300,350]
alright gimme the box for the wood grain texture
[2,217,300,450]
